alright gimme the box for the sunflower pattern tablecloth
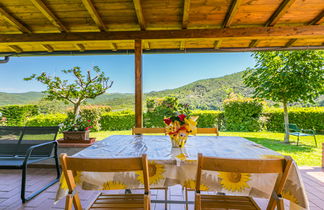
[55,135,308,209]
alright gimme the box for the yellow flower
[176,153,187,161]
[136,161,165,185]
[183,179,208,191]
[218,172,250,192]
[102,181,126,190]
[59,171,81,190]
[184,117,198,135]
[282,191,298,204]
[260,154,283,159]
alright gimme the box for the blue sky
[0,52,255,93]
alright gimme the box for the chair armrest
[23,141,58,166]
[301,129,315,134]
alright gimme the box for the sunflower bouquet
[164,113,198,148]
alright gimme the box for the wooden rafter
[285,38,297,47]
[8,45,22,53]
[182,0,191,29]
[249,40,260,48]
[111,43,117,51]
[81,0,107,31]
[0,25,322,44]
[42,44,54,52]
[0,7,31,33]
[133,0,145,30]
[265,0,296,27]
[308,10,324,25]
[286,10,324,48]
[30,0,67,32]
[75,43,85,52]
[222,0,242,28]
[144,41,150,50]
[214,40,222,49]
[180,41,185,50]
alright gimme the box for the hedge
[100,110,135,130]
[191,110,224,129]
[0,105,39,126]
[263,107,324,133]
[223,98,263,131]
[25,113,67,127]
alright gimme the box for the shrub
[263,107,324,133]
[25,113,67,127]
[223,98,263,131]
[0,105,39,126]
[66,105,111,131]
[100,110,135,130]
[191,110,224,129]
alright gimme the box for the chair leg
[164,188,168,210]
[314,135,317,147]
[185,188,189,210]
[21,157,61,203]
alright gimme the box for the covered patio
[0,0,323,210]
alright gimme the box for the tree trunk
[73,102,81,121]
[283,101,290,143]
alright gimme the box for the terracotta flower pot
[63,130,90,141]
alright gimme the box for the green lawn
[58,131,323,167]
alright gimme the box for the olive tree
[243,50,324,143]
[25,66,113,120]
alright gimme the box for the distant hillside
[1,71,323,109]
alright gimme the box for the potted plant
[60,114,93,141]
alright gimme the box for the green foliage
[263,107,324,133]
[24,66,113,116]
[223,97,263,131]
[60,113,93,132]
[76,105,111,131]
[0,105,39,126]
[244,51,324,104]
[191,110,224,129]
[100,110,135,130]
[25,113,67,127]
[144,96,190,128]
[36,99,70,114]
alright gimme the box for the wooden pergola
[0,0,323,127]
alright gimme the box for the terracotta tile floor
[0,167,323,210]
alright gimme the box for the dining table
[55,135,309,209]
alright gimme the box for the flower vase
[169,131,189,148]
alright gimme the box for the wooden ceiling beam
[0,7,31,33]
[133,0,145,30]
[75,43,85,52]
[8,45,22,53]
[285,38,297,47]
[0,25,322,44]
[42,44,54,52]
[180,41,185,50]
[214,40,222,49]
[249,40,260,48]
[81,0,107,32]
[308,10,324,25]
[182,0,191,29]
[222,0,242,28]
[30,0,67,32]
[111,43,117,51]
[144,41,150,50]
[265,0,297,27]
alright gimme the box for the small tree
[25,66,113,120]
[243,50,324,143]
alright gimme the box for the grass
[58,130,323,167]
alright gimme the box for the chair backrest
[17,126,59,157]
[288,124,299,132]
[60,153,150,195]
[195,153,293,210]
[197,128,219,136]
[132,127,166,135]
[0,126,24,156]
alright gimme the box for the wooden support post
[135,40,143,128]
